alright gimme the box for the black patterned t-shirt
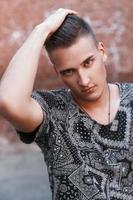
[17,83,133,200]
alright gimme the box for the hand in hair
[37,8,77,39]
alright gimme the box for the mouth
[81,86,96,94]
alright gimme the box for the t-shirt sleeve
[15,90,50,144]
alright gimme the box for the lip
[81,86,96,93]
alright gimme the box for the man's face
[49,35,107,105]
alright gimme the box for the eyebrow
[59,55,94,74]
[82,55,94,64]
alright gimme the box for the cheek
[61,77,77,88]
[95,60,107,79]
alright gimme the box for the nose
[77,69,90,87]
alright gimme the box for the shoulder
[32,88,70,109]
[116,82,133,105]
[117,82,133,95]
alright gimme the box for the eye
[84,58,94,67]
[60,69,74,76]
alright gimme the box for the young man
[0,8,133,200]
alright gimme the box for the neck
[71,83,111,125]
[71,83,120,125]
[72,83,110,111]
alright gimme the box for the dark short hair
[45,14,98,52]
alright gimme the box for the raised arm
[0,8,77,133]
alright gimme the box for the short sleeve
[16,90,50,145]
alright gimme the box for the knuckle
[58,8,64,11]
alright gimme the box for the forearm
[0,25,49,104]
[0,8,77,108]
[0,8,77,133]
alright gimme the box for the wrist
[35,22,51,36]
[33,23,50,42]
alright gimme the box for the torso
[75,83,120,125]
[32,83,133,200]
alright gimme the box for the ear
[98,42,107,62]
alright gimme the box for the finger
[56,8,78,15]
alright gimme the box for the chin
[81,96,98,102]
[72,89,101,103]
[80,92,101,102]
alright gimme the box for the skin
[0,8,120,131]
[0,8,78,132]
[50,36,108,105]
[49,35,120,125]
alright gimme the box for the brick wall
[0,0,133,141]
